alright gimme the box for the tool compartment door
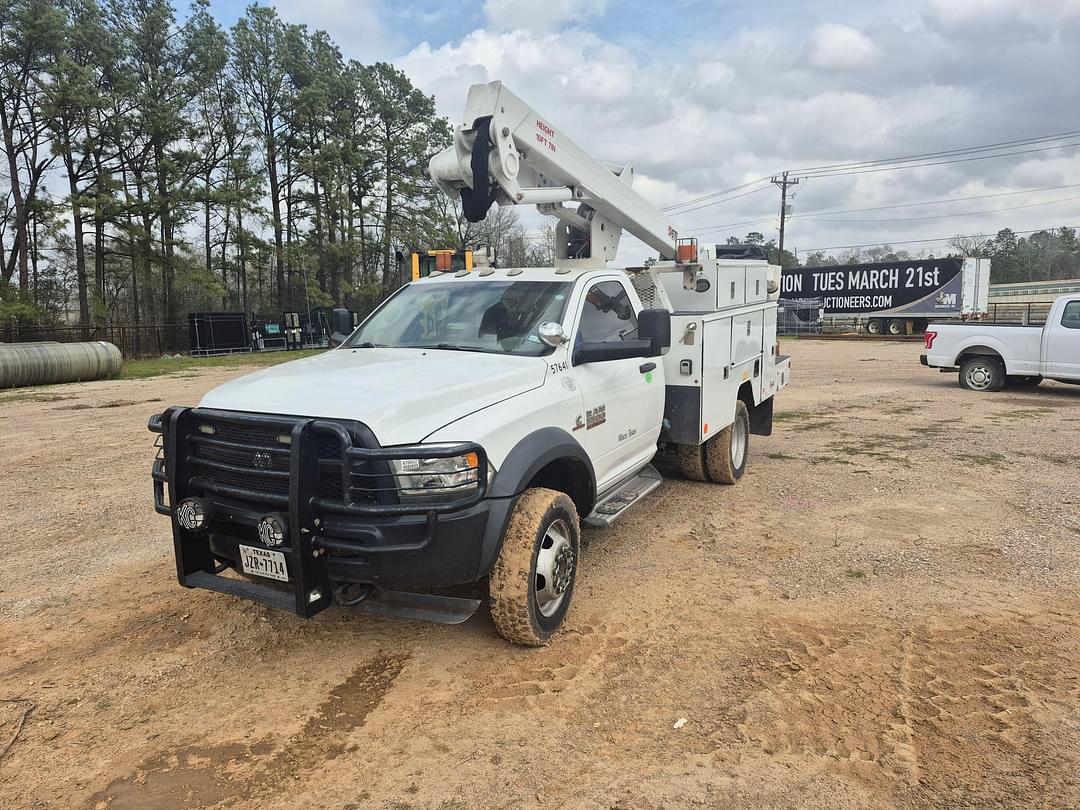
[661,315,706,445]
[700,315,735,444]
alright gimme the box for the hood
[199,347,548,445]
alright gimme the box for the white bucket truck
[149,82,789,645]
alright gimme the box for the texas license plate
[239,545,289,582]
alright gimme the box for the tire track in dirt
[87,652,407,809]
[726,609,1080,804]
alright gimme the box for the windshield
[344,280,574,356]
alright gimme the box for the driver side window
[578,281,638,343]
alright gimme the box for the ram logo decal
[585,405,606,429]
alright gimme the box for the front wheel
[959,356,1005,392]
[489,488,579,646]
[704,400,750,484]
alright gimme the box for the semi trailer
[780,256,990,335]
[147,81,790,645]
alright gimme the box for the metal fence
[986,302,1052,325]
[1,323,189,357]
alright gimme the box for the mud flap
[750,397,774,436]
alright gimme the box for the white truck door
[1045,298,1080,379]
[570,278,664,489]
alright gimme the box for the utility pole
[771,171,799,261]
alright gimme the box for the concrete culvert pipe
[0,341,123,389]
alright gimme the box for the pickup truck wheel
[959,356,1005,392]
[704,400,750,484]
[489,488,579,646]
[676,443,708,481]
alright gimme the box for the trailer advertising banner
[779,258,965,316]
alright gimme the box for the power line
[687,217,777,236]
[665,184,773,216]
[786,182,1080,218]
[661,130,1080,214]
[798,225,1074,254]
[793,193,1080,225]
[797,140,1080,179]
[661,176,772,213]
[791,130,1080,175]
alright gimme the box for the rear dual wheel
[676,400,750,485]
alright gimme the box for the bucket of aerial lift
[676,238,699,264]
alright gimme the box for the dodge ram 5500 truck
[148,81,790,645]
[920,294,1080,391]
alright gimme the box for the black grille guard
[148,406,489,618]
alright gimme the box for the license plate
[239,545,289,582]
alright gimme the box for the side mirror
[574,339,653,365]
[329,307,353,348]
[637,308,671,356]
[538,321,565,348]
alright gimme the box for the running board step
[584,464,663,528]
[345,588,481,625]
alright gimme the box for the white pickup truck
[147,81,791,646]
[921,294,1080,391]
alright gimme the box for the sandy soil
[1,341,1079,809]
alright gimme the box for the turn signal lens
[390,447,486,497]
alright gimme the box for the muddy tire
[959,356,1005,392]
[489,488,579,646]
[676,443,708,481]
[704,400,750,484]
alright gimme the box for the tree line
[1,0,548,337]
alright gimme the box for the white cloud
[482,0,608,32]
[807,23,880,71]
[695,61,736,92]
[271,0,401,61]
[395,1,1080,262]
[925,0,1080,37]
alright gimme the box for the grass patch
[957,452,1006,467]
[846,569,867,579]
[907,424,948,435]
[118,349,325,380]
[992,407,1055,419]
[0,390,78,404]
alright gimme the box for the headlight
[389,447,492,497]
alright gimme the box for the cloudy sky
[210,0,1080,262]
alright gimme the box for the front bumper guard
[149,407,488,618]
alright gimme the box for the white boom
[429,82,680,269]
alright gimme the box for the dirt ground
[2,341,1079,810]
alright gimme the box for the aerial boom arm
[429,82,679,266]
